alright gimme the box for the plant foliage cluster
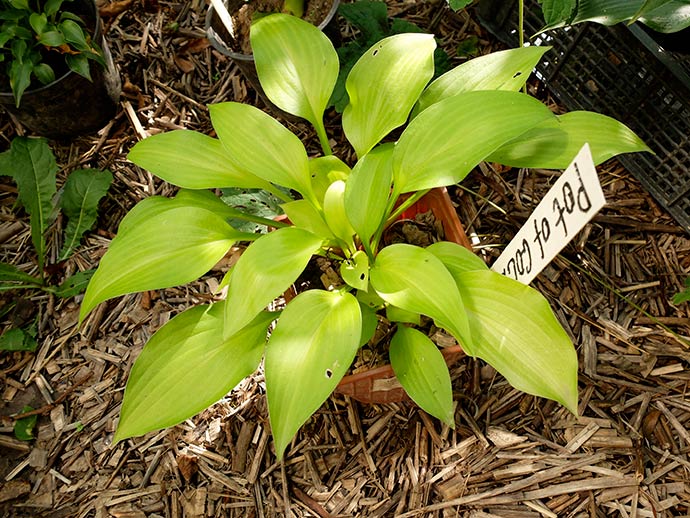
[0,0,105,106]
[0,137,112,352]
[79,14,649,458]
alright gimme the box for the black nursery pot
[0,0,121,139]
[205,0,340,111]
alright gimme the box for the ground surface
[1,0,689,516]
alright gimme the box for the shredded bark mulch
[1,0,689,516]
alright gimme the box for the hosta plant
[80,14,649,458]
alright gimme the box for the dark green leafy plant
[0,136,112,349]
[80,14,649,458]
[331,1,451,112]
[0,0,105,106]
[13,406,37,440]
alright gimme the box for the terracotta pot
[205,0,340,114]
[0,0,121,139]
[334,187,472,404]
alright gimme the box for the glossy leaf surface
[454,270,578,413]
[370,244,473,353]
[127,130,274,191]
[224,227,323,336]
[393,91,555,193]
[340,250,369,290]
[114,304,273,442]
[344,143,393,245]
[487,111,651,168]
[427,241,488,275]
[414,46,550,116]
[266,290,361,458]
[390,326,454,426]
[80,206,248,321]
[252,14,339,132]
[343,33,435,157]
[210,103,313,200]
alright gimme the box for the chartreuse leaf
[59,168,113,260]
[370,244,473,354]
[344,143,393,247]
[359,301,378,346]
[266,290,361,458]
[225,227,324,337]
[117,190,247,235]
[281,200,334,240]
[6,137,58,272]
[114,304,274,443]
[343,33,436,157]
[386,306,420,325]
[455,270,579,413]
[210,103,314,202]
[309,156,351,205]
[486,111,652,169]
[323,180,355,252]
[80,206,253,321]
[251,14,339,147]
[127,130,276,192]
[340,250,368,290]
[393,91,555,193]
[414,46,550,116]
[427,241,487,275]
[390,327,454,426]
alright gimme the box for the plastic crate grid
[478,0,690,232]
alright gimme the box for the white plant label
[492,143,605,285]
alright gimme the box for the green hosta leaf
[0,328,38,352]
[5,137,58,272]
[114,304,273,443]
[252,14,339,137]
[340,250,368,290]
[323,180,355,251]
[427,241,487,275]
[540,0,578,27]
[80,206,252,321]
[370,244,473,353]
[53,269,94,298]
[393,91,555,193]
[225,227,324,337]
[390,326,454,426]
[59,168,113,260]
[266,290,361,458]
[414,46,550,116]
[359,301,378,345]
[486,111,652,168]
[117,190,247,235]
[344,143,393,246]
[127,130,275,191]
[309,155,351,205]
[44,0,65,17]
[454,270,578,414]
[210,103,314,202]
[343,33,436,157]
[386,306,420,325]
[281,200,334,240]
[14,406,37,441]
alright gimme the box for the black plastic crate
[477,0,690,233]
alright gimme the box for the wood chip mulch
[1,0,689,516]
